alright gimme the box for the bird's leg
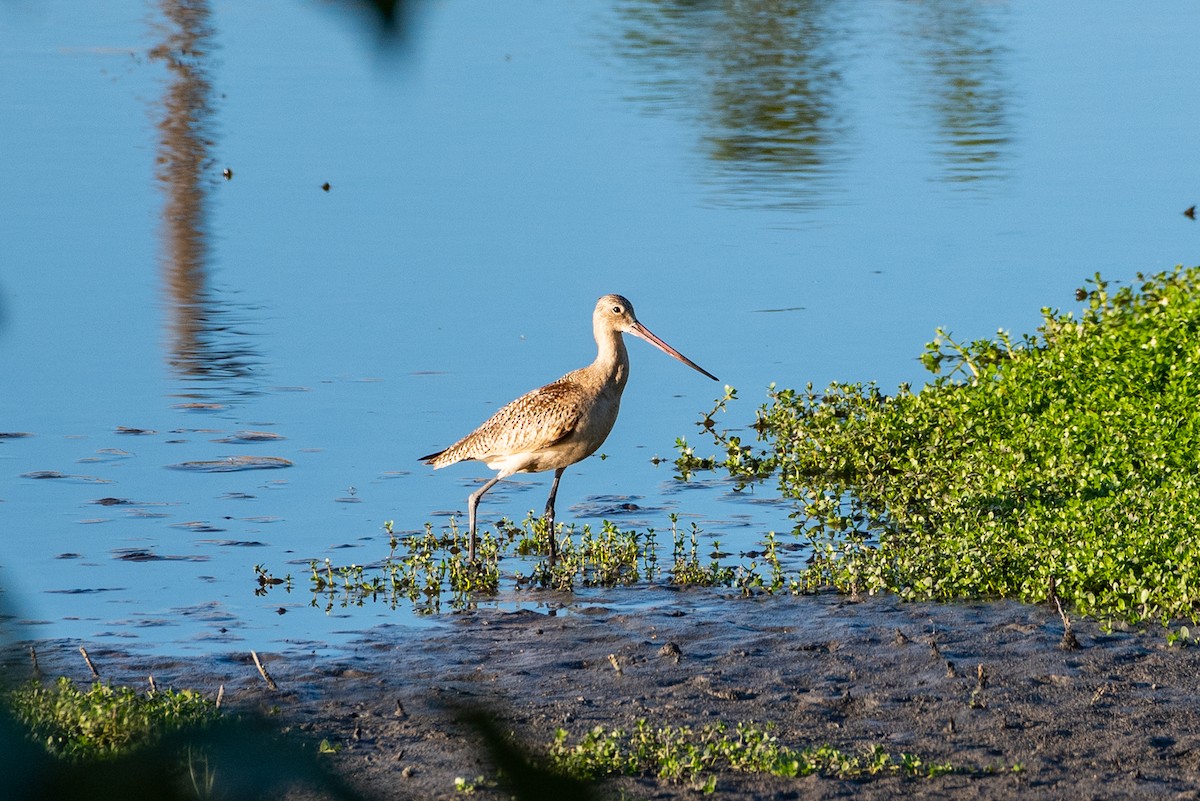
[467,477,502,562]
[544,468,566,565]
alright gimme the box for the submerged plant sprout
[255,513,796,614]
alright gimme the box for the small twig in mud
[969,664,988,709]
[251,650,279,690]
[1049,576,1080,650]
[607,653,623,675]
[29,646,40,678]
[1091,684,1113,707]
[79,646,100,679]
[216,684,225,709]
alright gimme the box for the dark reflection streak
[152,0,260,400]
[613,0,851,209]
[706,1,845,181]
[902,0,1013,184]
[613,0,1013,205]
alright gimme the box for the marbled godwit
[420,294,718,562]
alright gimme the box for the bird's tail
[418,449,447,465]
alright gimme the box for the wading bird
[420,294,718,563]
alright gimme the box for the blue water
[2,1,1198,655]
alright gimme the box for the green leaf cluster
[679,267,1200,626]
[8,677,220,760]
[548,720,952,790]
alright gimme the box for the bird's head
[592,294,718,381]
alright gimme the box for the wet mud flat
[21,589,1200,800]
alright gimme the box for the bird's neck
[591,327,630,394]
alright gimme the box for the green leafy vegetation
[7,676,220,760]
[548,720,953,791]
[676,267,1200,629]
[256,513,798,613]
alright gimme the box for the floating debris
[0,432,33,439]
[93,497,134,506]
[166,456,293,472]
[222,167,233,180]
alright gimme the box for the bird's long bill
[629,321,719,381]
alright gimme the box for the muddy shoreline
[17,589,1200,799]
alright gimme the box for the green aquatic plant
[7,677,220,760]
[547,720,953,790]
[677,266,1200,628]
[2,677,382,800]
[666,514,736,588]
[256,515,797,614]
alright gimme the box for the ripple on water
[112,548,210,562]
[165,456,293,472]
[126,509,171,519]
[171,521,227,533]
[571,495,655,517]
[211,430,286,444]
[45,587,125,594]
[93,497,135,506]
[21,470,113,483]
[78,448,133,463]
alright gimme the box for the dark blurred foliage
[0,711,383,801]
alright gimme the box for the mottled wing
[425,380,586,467]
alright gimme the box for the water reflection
[152,0,261,400]
[614,0,852,207]
[612,0,1012,205]
[899,0,1013,184]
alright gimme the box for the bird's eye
[611,305,622,314]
